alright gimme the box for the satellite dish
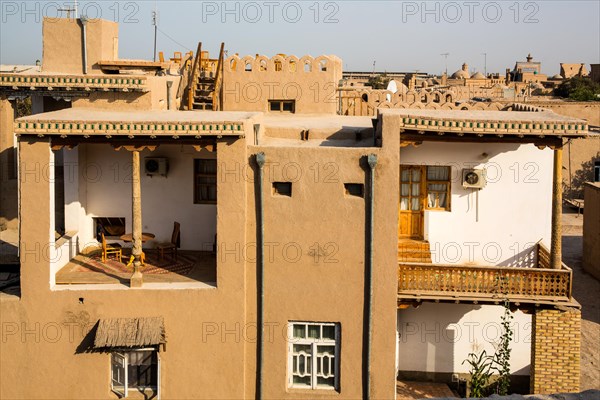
[386,79,398,102]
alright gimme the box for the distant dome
[551,74,563,80]
[386,79,408,94]
[451,70,469,79]
[471,72,486,79]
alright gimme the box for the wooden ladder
[187,42,225,111]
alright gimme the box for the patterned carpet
[77,250,196,275]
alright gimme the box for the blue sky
[1,1,599,75]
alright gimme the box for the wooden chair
[101,233,122,263]
[158,222,180,260]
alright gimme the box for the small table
[120,233,155,267]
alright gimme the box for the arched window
[274,60,282,72]
[289,60,297,72]
[304,61,311,72]
[260,60,267,71]
[245,62,252,72]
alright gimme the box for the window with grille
[288,322,339,391]
[194,159,217,204]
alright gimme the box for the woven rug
[78,251,196,275]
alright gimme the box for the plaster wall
[400,142,553,265]
[240,120,400,398]
[583,183,600,280]
[71,76,181,111]
[42,18,118,74]
[223,55,342,114]
[0,98,17,229]
[397,303,532,375]
[1,133,251,399]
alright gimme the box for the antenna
[152,3,159,62]
[440,53,449,75]
[372,60,376,74]
[482,52,487,76]
[58,1,77,19]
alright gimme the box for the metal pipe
[366,153,377,399]
[80,17,88,74]
[255,152,266,400]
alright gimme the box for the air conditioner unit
[145,157,168,177]
[462,169,486,189]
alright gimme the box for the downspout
[255,152,266,400]
[80,17,88,74]
[366,154,378,399]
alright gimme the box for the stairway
[398,239,432,263]
[191,75,215,110]
[185,42,224,111]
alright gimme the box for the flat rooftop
[381,108,588,123]
[380,108,588,137]
[15,109,260,137]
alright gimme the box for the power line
[156,27,193,53]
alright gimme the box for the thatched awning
[93,317,166,348]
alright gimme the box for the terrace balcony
[398,243,574,307]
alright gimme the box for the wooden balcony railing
[398,243,573,305]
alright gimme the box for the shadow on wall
[499,244,538,269]
[565,152,600,199]
[397,304,482,377]
[0,146,18,229]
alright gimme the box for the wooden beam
[400,132,563,147]
[130,150,143,288]
[550,146,563,269]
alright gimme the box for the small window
[268,100,295,113]
[426,166,451,211]
[304,61,311,73]
[344,183,364,198]
[94,217,126,241]
[274,60,283,72]
[594,161,600,182]
[245,62,252,72]
[288,322,339,391]
[111,349,159,398]
[194,159,217,204]
[289,60,297,72]
[319,60,327,72]
[273,182,292,197]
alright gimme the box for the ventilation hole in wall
[272,182,292,197]
[344,183,364,198]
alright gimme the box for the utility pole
[152,6,158,62]
[441,53,449,75]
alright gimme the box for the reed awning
[93,317,166,348]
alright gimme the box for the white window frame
[287,322,340,391]
[110,348,160,399]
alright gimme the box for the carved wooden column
[130,150,143,287]
[550,145,563,270]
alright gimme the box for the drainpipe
[255,152,266,400]
[366,154,377,399]
[166,81,173,110]
[80,17,88,74]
